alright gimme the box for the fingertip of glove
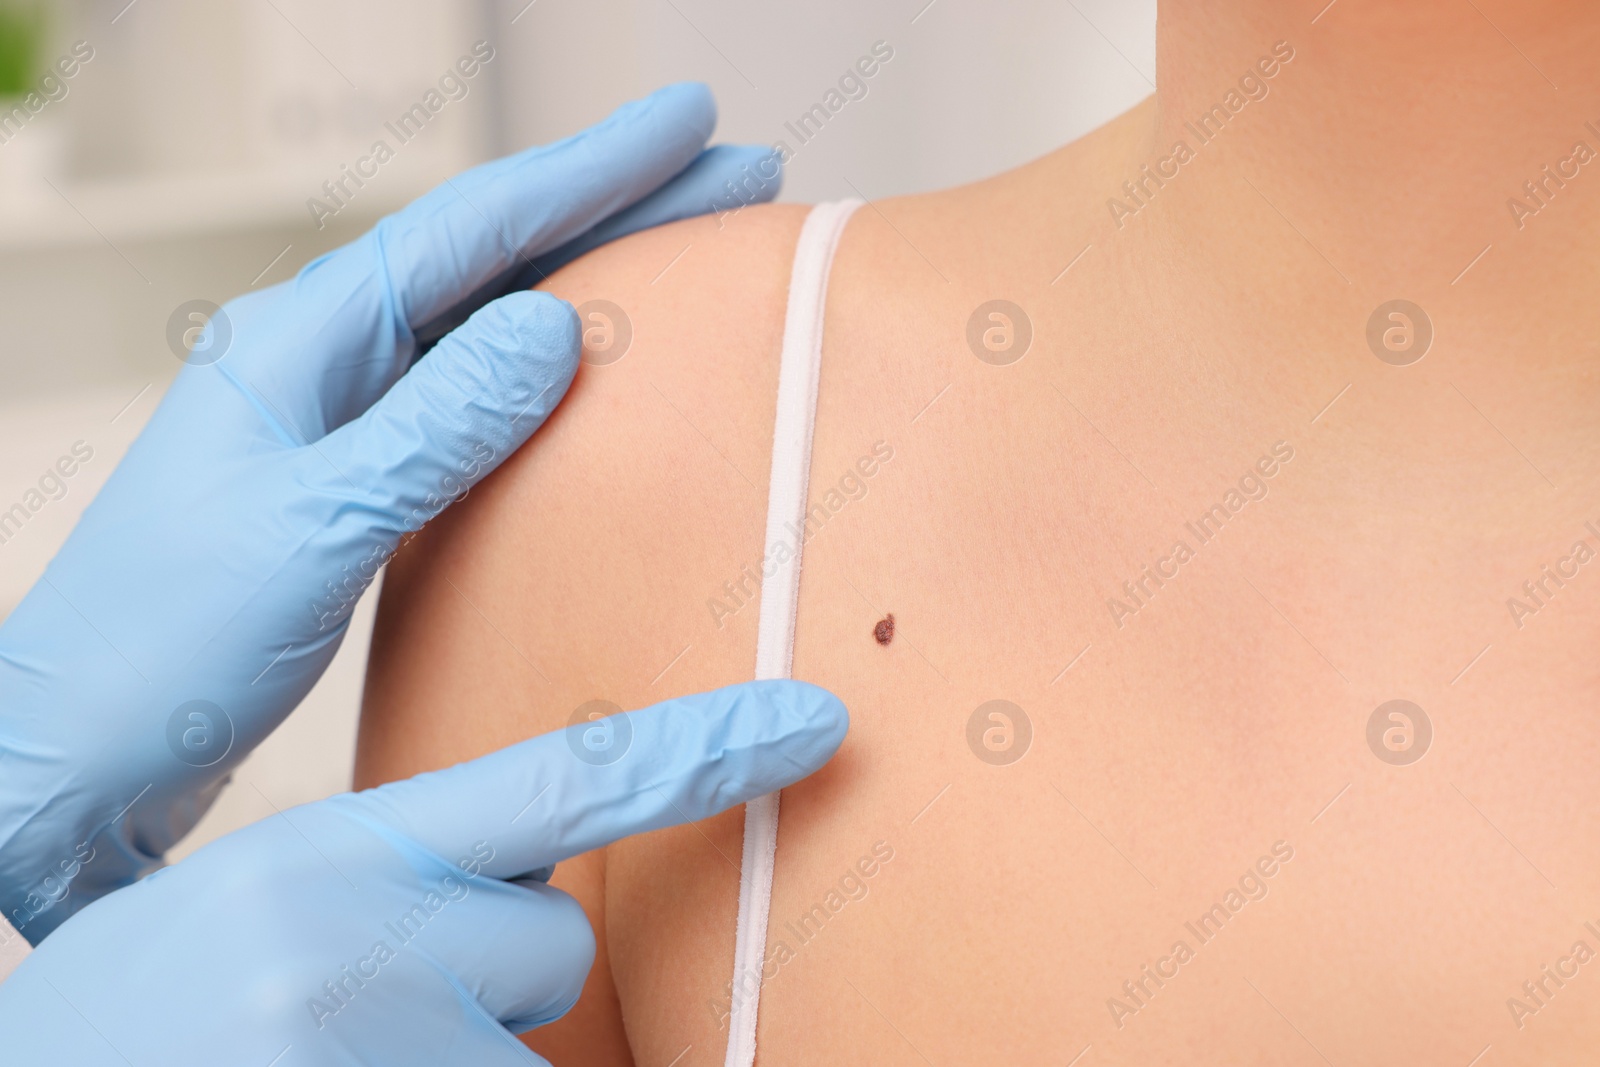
[638,80,717,143]
[748,679,850,764]
[498,288,581,342]
[472,289,580,367]
[705,142,785,202]
[795,680,851,757]
[680,144,783,219]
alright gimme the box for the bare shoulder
[355,199,812,1064]
[356,105,1139,784]
[358,201,810,785]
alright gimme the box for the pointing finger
[349,681,848,881]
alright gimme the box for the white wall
[499,0,1155,201]
[0,0,1156,856]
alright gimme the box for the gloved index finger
[409,141,783,354]
[372,80,718,332]
[352,681,849,880]
[219,81,722,442]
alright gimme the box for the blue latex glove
[0,81,782,942]
[0,682,848,1064]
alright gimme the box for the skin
[360,2,1600,1062]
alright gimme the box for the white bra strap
[723,198,861,1067]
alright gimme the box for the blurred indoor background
[0,0,1155,856]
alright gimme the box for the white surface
[0,164,459,251]
[498,0,1156,203]
[67,0,492,182]
[2,0,492,247]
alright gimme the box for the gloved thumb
[302,681,843,1047]
[315,289,579,529]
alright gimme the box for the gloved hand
[0,81,782,942]
[0,682,848,1064]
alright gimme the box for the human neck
[1154,0,1582,137]
[1110,0,1600,297]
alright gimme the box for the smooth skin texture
[362,3,1600,1063]
[0,82,784,944]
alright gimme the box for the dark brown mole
[873,613,895,645]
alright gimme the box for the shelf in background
[0,162,457,251]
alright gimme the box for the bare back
[360,88,1600,1064]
